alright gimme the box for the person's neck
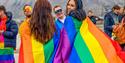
[59,15,65,20]
[113,11,118,15]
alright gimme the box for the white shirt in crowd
[59,16,66,24]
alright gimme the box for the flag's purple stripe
[53,29,71,63]
[0,60,15,63]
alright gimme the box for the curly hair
[30,0,55,44]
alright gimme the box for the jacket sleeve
[3,21,18,38]
[104,14,113,31]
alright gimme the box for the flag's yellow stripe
[31,36,45,63]
[80,19,109,63]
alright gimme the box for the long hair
[30,0,55,44]
[66,0,78,14]
[66,0,86,21]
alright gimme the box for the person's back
[19,0,57,63]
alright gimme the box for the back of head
[30,0,55,44]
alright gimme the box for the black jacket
[3,12,18,49]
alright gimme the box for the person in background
[22,4,32,24]
[0,5,18,49]
[118,6,125,22]
[51,0,86,62]
[4,11,18,49]
[104,5,120,37]
[87,10,97,24]
[114,6,125,51]
[53,5,77,62]
[54,5,66,24]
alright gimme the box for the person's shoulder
[10,20,16,23]
[105,12,110,16]
[8,20,18,25]
[19,21,30,35]
[20,21,28,28]
[66,16,72,19]
[104,12,112,18]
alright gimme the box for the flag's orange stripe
[86,17,123,63]
[19,21,34,63]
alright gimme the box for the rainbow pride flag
[0,48,15,63]
[68,17,125,63]
[0,35,4,48]
[52,17,125,63]
[19,20,60,63]
[19,17,125,63]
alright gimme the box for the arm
[3,21,18,38]
[104,15,113,31]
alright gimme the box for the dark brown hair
[66,0,86,21]
[30,0,55,44]
[0,5,6,13]
[53,5,61,11]
[112,5,120,11]
[66,0,77,14]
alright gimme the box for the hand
[112,25,117,29]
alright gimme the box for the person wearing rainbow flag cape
[69,0,125,63]
[53,0,125,63]
[19,0,125,63]
[51,0,86,62]
[0,5,15,63]
[19,0,59,63]
[0,5,7,48]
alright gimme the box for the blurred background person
[87,10,97,24]
[104,5,120,37]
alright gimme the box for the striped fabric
[0,35,4,48]
[69,17,124,63]
[19,17,125,63]
[0,48,15,63]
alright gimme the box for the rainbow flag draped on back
[19,19,60,63]
[52,17,125,63]
[19,17,125,63]
[0,35,4,48]
[68,17,125,63]
[50,16,77,63]
[0,16,7,48]
[0,48,15,63]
